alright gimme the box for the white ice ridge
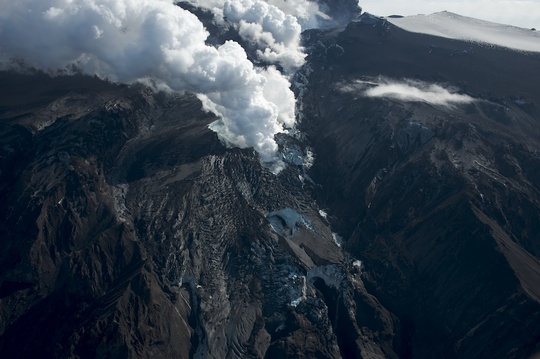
[387,11,540,53]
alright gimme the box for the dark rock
[1,6,540,359]
[299,16,540,359]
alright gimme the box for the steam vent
[1,1,540,358]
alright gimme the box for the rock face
[298,14,540,358]
[1,11,540,359]
[0,71,397,358]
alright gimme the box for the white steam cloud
[223,0,306,72]
[186,0,330,30]
[185,0,313,72]
[264,0,331,28]
[0,0,303,163]
[342,79,475,107]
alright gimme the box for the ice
[331,232,343,247]
[307,265,344,290]
[267,208,312,238]
[287,271,307,307]
[304,149,315,169]
[388,11,540,53]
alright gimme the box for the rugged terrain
[0,70,397,358]
[299,14,540,358]
[1,9,540,359]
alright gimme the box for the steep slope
[0,71,398,358]
[2,7,540,359]
[299,14,540,358]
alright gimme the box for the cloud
[184,0,309,72]
[223,0,306,72]
[343,79,474,106]
[185,0,362,72]
[264,0,330,28]
[186,0,332,29]
[0,0,297,163]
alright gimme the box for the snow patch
[287,272,307,307]
[332,232,343,248]
[304,149,315,169]
[112,184,130,222]
[388,11,540,53]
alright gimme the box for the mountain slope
[0,71,397,358]
[1,8,540,359]
[299,14,540,358]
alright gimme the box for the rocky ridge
[1,8,540,359]
[0,70,397,358]
[298,14,540,358]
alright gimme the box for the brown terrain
[299,14,540,358]
[0,10,539,359]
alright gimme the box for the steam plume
[0,0,297,162]
[185,0,313,72]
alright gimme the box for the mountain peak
[387,10,540,53]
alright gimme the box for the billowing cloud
[185,0,309,72]
[201,65,295,155]
[342,79,474,106]
[184,0,361,72]
[186,0,330,29]
[0,0,297,163]
[264,0,330,28]
[223,0,306,72]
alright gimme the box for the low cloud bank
[343,79,475,107]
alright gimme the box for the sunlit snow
[387,11,540,53]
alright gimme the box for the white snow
[287,272,307,307]
[331,232,343,248]
[387,11,540,53]
[303,149,315,169]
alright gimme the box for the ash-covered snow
[275,134,317,172]
[307,265,344,290]
[388,11,540,53]
[279,142,305,166]
[267,208,312,238]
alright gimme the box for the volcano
[1,3,540,359]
